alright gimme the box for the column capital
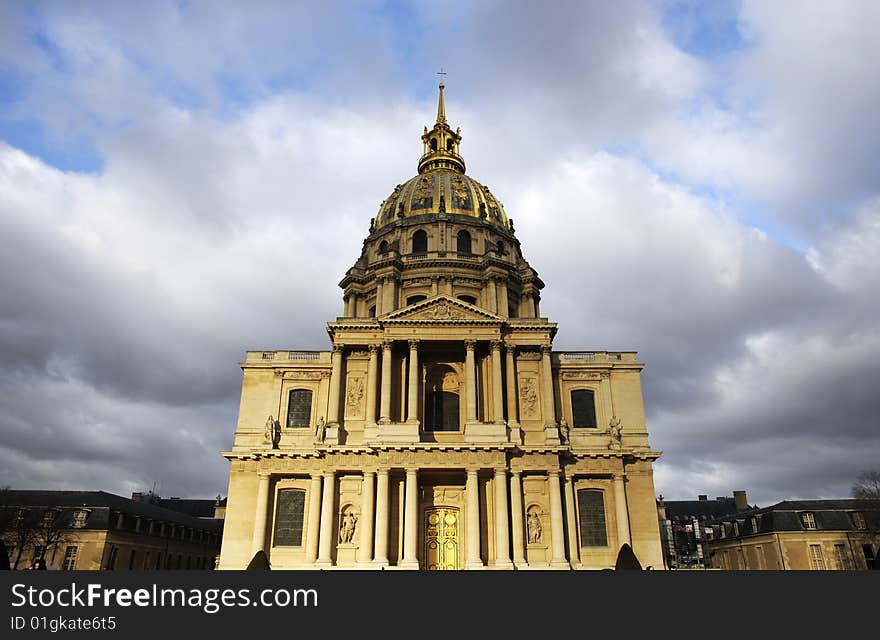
[323,470,336,479]
[503,341,517,353]
[465,466,480,475]
[408,338,420,350]
[257,471,272,479]
[490,340,503,352]
[382,339,394,350]
[368,343,379,354]
[547,469,560,478]
[540,344,553,355]
[464,339,477,351]
[493,467,508,476]
[332,344,344,354]
[510,468,522,477]
[376,466,390,475]
[405,467,419,475]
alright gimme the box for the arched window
[369,305,376,318]
[379,240,388,254]
[571,390,596,428]
[406,295,427,305]
[412,230,428,254]
[457,295,477,305]
[430,138,438,151]
[446,138,454,151]
[577,489,608,547]
[456,230,472,254]
[497,240,505,255]
[286,389,313,428]
[273,489,306,547]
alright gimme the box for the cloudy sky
[1,1,878,507]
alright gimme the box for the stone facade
[218,81,664,570]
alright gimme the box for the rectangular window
[834,544,853,570]
[274,489,307,547]
[851,512,866,530]
[577,489,607,547]
[570,389,597,428]
[809,544,826,570]
[800,512,816,529]
[63,546,78,570]
[71,510,89,528]
[286,389,313,428]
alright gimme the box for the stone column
[304,474,322,564]
[486,277,497,314]
[465,340,477,423]
[406,339,420,424]
[373,468,390,566]
[614,474,631,547]
[430,276,439,296]
[384,276,397,313]
[540,345,556,427]
[316,471,335,566]
[343,294,351,317]
[505,343,520,426]
[365,344,378,428]
[491,341,505,424]
[251,472,271,558]
[509,470,526,567]
[493,468,513,568]
[548,471,568,567]
[375,279,384,316]
[401,468,419,569]
[466,469,482,568]
[564,473,580,567]
[357,471,375,564]
[497,278,509,317]
[327,346,343,426]
[379,340,393,424]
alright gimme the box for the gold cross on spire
[437,68,447,84]
[435,69,447,124]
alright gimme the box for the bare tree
[852,470,880,500]
[33,508,76,568]
[0,507,40,570]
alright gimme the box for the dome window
[456,230,472,255]
[496,240,505,255]
[412,230,428,254]
[430,138,438,152]
[446,139,454,151]
[379,240,389,254]
[406,295,427,305]
[457,295,477,305]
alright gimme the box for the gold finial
[436,68,447,124]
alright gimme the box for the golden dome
[373,80,511,231]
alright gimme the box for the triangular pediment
[381,295,503,323]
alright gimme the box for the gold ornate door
[424,507,460,570]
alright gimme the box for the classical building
[656,491,752,569]
[0,490,223,570]
[703,499,880,570]
[218,81,664,570]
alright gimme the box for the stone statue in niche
[608,415,622,449]
[339,510,358,544]
[558,416,570,445]
[315,416,326,443]
[264,415,280,449]
[527,510,543,544]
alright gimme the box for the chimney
[131,492,143,502]
[734,490,748,510]
[698,495,708,501]
[716,497,725,502]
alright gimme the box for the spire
[436,70,447,125]
[419,71,465,174]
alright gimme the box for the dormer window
[800,512,816,530]
[71,509,90,529]
[851,512,866,530]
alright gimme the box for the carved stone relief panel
[518,377,540,418]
